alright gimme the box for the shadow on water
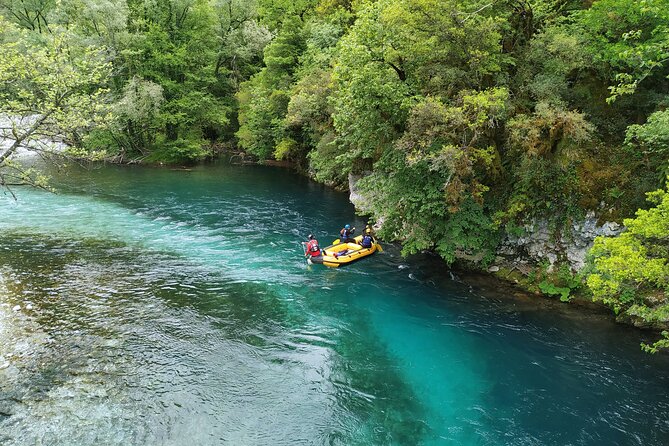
[377,254,669,445]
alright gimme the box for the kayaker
[339,224,356,243]
[304,234,322,259]
[360,229,374,248]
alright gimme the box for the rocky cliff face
[348,173,370,214]
[496,213,623,271]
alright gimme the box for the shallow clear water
[0,163,668,445]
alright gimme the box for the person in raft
[339,224,356,243]
[304,234,322,260]
[360,228,374,249]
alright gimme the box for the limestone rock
[497,215,624,271]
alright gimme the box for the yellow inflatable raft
[308,235,381,268]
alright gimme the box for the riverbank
[49,155,669,341]
[410,255,669,351]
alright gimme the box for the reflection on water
[0,163,668,445]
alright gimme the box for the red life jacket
[306,239,321,257]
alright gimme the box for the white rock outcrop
[497,212,623,270]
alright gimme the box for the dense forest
[1,0,668,349]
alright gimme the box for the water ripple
[0,164,668,445]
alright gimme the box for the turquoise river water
[0,163,668,445]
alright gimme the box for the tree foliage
[0,0,272,163]
[575,0,669,101]
[587,182,669,350]
[356,88,507,261]
[236,16,306,159]
[0,17,111,191]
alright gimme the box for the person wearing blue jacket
[339,224,356,243]
[360,228,374,248]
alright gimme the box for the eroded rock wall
[496,213,623,271]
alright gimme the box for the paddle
[367,236,383,252]
[331,239,340,245]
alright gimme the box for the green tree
[625,108,669,182]
[587,182,669,350]
[236,15,306,159]
[51,0,130,47]
[256,0,317,31]
[357,89,508,262]
[211,0,271,90]
[285,12,351,172]
[0,18,111,192]
[326,0,508,179]
[121,0,230,161]
[97,76,165,160]
[503,102,594,223]
[575,0,669,101]
[0,0,53,32]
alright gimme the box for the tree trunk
[0,112,52,165]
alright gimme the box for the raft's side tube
[308,255,324,264]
